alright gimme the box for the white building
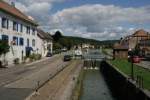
[37,29,53,57]
[0,1,38,65]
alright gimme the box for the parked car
[128,55,141,63]
[74,49,82,58]
[64,55,72,61]
[132,56,141,63]
[46,52,53,57]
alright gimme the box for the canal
[80,70,116,100]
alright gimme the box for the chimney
[11,2,15,7]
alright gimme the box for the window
[27,38,29,46]
[2,18,9,29]
[26,26,30,34]
[32,39,35,47]
[32,28,35,35]
[19,38,24,46]
[13,21,18,31]
[13,36,18,45]
[20,24,23,32]
[2,35,9,44]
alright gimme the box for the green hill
[52,31,119,50]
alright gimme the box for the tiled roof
[37,29,53,40]
[113,43,128,50]
[133,29,150,37]
[0,1,38,26]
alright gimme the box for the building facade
[113,29,150,59]
[0,1,38,65]
[37,29,53,57]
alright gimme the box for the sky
[4,0,150,40]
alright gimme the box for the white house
[0,1,38,65]
[37,29,53,57]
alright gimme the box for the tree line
[52,31,119,50]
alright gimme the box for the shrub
[35,54,41,60]
[0,61,2,68]
[0,40,9,56]
[13,58,20,64]
[29,53,41,61]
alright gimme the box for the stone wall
[100,61,150,100]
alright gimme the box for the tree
[53,42,62,50]
[52,31,63,42]
[59,38,73,50]
[0,40,9,56]
[0,40,9,67]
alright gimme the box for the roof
[0,1,38,26]
[133,29,150,37]
[37,29,53,40]
[113,43,128,50]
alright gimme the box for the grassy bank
[71,68,84,100]
[102,48,113,56]
[109,59,150,91]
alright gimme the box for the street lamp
[128,49,134,80]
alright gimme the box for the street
[0,54,69,100]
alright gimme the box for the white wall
[0,11,38,65]
[36,36,53,57]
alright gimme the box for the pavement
[135,60,150,70]
[0,54,70,100]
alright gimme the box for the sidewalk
[135,61,150,70]
[5,55,58,68]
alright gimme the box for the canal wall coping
[100,61,150,100]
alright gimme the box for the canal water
[80,70,116,100]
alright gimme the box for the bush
[13,58,20,64]
[0,61,2,67]
[35,54,41,60]
[0,40,9,56]
[29,53,41,61]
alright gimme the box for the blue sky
[5,0,150,40]
[52,0,150,13]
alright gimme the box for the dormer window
[13,21,18,31]
[2,17,9,29]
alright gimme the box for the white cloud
[4,0,65,25]
[3,0,150,40]
[48,4,150,40]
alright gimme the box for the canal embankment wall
[100,61,150,100]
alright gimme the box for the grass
[102,48,113,56]
[109,59,150,91]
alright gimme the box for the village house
[37,29,53,57]
[0,1,39,65]
[113,29,150,59]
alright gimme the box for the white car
[75,50,82,56]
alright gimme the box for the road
[0,54,70,100]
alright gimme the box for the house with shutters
[0,1,38,65]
